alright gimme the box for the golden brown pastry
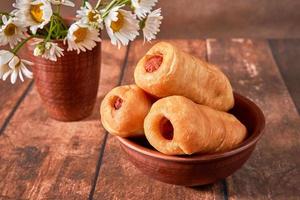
[100,85,152,137]
[134,42,234,111]
[144,96,247,155]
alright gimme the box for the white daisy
[142,8,162,42]
[65,21,101,54]
[49,0,75,7]
[131,0,157,19]
[0,50,33,84]
[76,2,103,29]
[34,42,64,61]
[13,0,53,34]
[0,15,27,48]
[105,7,139,48]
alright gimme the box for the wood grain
[0,46,33,133]
[207,39,300,199]
[157,0,300,39]
[0,80,31,133]
[269,39,300,114]
[0,41,127,199]
[93,40,224,200]
[3,0,300,38]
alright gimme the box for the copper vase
[25,38,101,121]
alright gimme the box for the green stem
[104,0,118,11]
[0,12,10,16]
[56,5,61,14]
[51,13,68,39]
[12,36,35,54]
[122,0,131,5]
[60,30,68,34]
[46,16,55,41]
[53,13,67,29]
[95,0,102,9]
[101,0,130,18]
[55,12,65,22]
[101,0,119,18]
[82,0,88,6]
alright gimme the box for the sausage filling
[113,97,123,110]
[145,54,163,73]
[160,117,174,140]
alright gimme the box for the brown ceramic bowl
[117,93,265,186]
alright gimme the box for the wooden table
[0,39,299,200]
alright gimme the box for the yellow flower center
[74,27,88,43]
[30,4,44,23]
[4,23,17,36]
[88,11,98,22]
[111,12,124,33]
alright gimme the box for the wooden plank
[93,40,224,200]
[157,0,300,39]
[0,46,33,133]
[207,39,300,199]
[269,39,300,114]
[0,40,127,199]
[0,80,32,134]
[3,0,300,38]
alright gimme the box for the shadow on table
[80,95,105,122]
[189,183,216,191]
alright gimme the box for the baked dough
[134,42,234,111]
[100,85,152,137]
[144,96,247,155]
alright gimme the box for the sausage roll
[144,96,247,155]
[100,85,152,137]
[134,42,234,111]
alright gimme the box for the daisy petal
[19,68,24,82]
[0,50,14,66]
[20,63,33,79]
[22,59,34,66]
[132,0,157,19]
[2,15,7,24]
[8,56,20,69]
[10,69,18,84]
[2,70,12,81]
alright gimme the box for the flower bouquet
[0,0,163,121]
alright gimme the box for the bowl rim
[117,92,265,163]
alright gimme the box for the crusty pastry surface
[144,96,247,155]
[100,85,152,137]
[134,42,234,111]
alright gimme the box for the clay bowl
[117,93,265,186]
